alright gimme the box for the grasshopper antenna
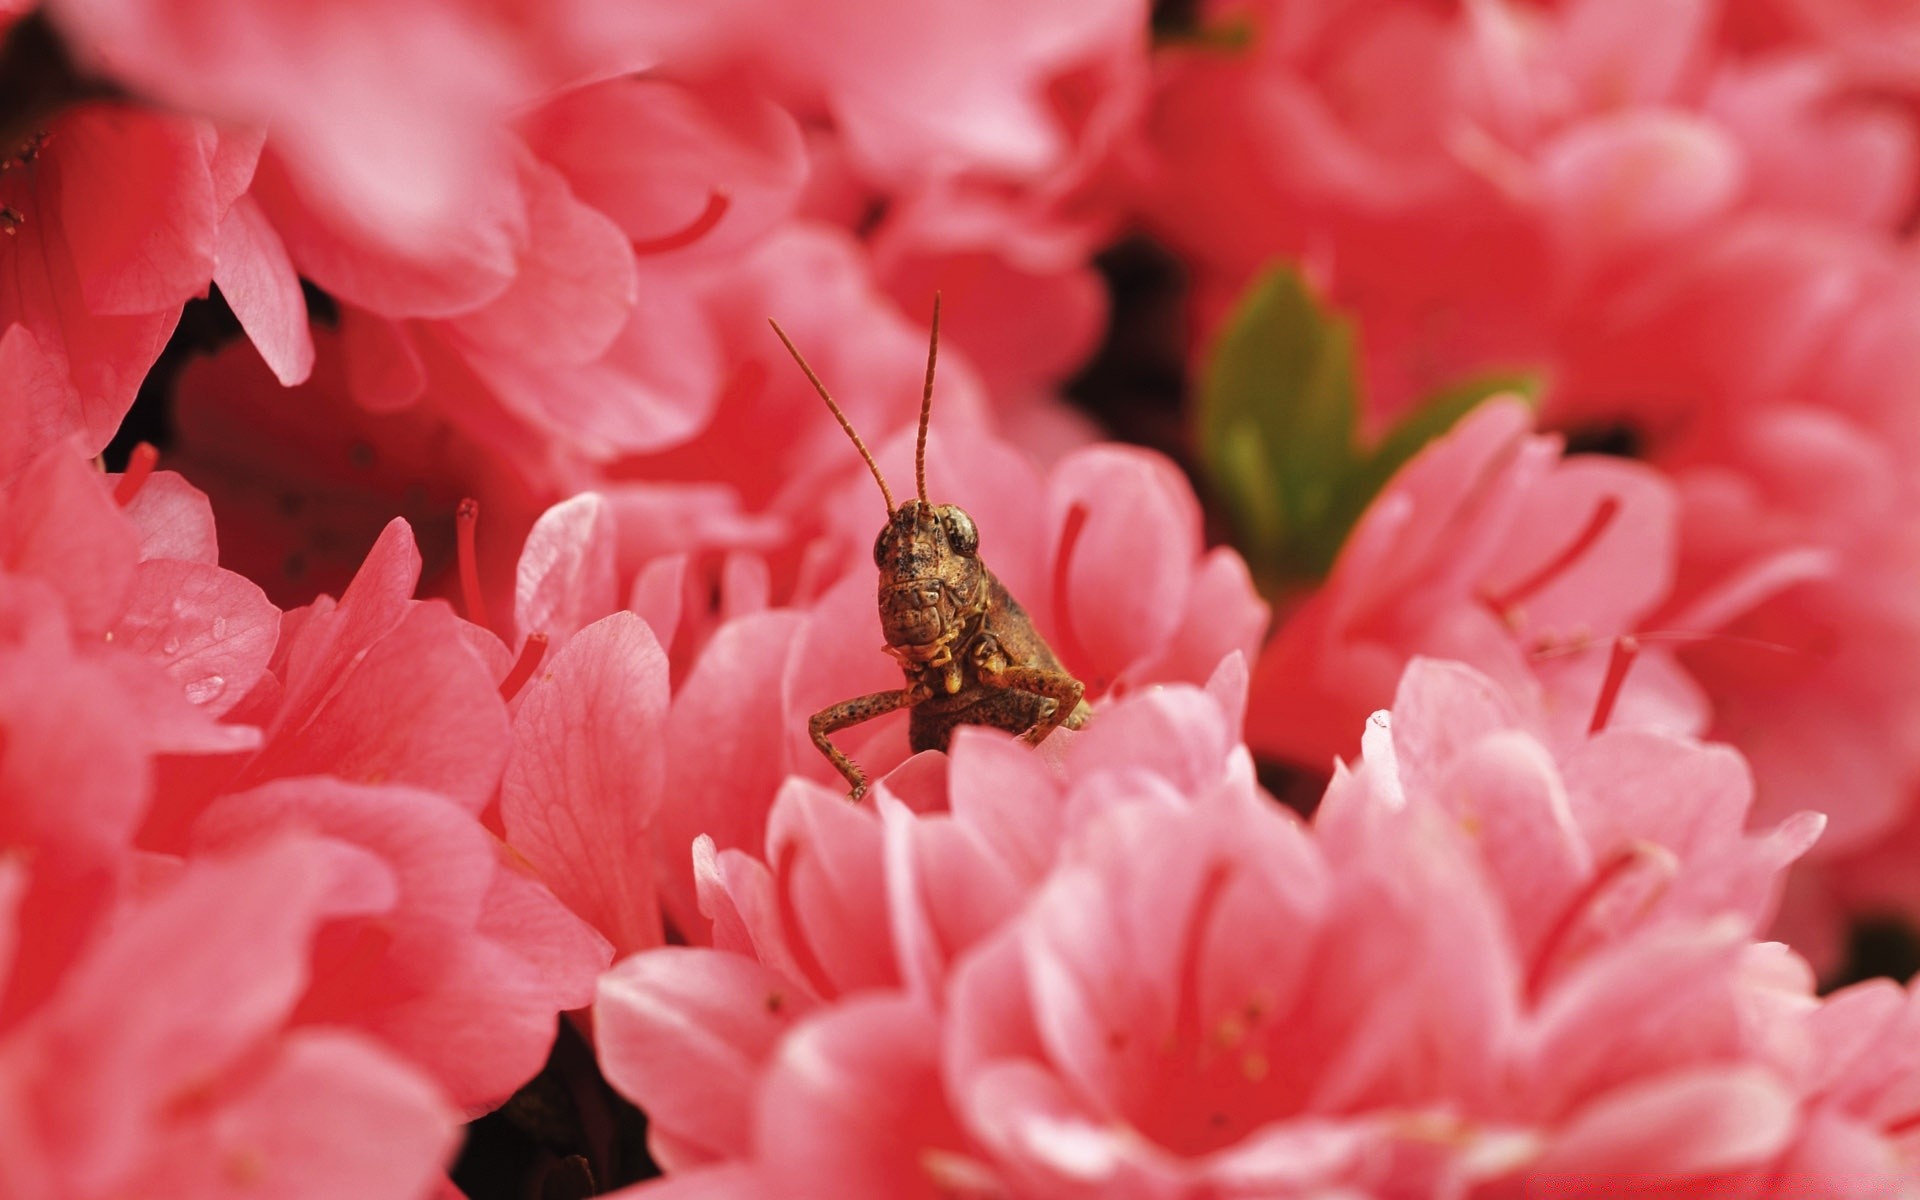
[916,293,941,506]
[770,318,896,514]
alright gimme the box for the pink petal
[1384,657,1527,795]
[138,1029,458,1200]
[946,726,1065,886]
[0,445,139,635]
[656,610,808,935]
[455,273,721,458]
[692,841,812,989]
[1123,547,1268,692]
[1525,925,1748,1113]
[502,612,669,956]
[111,558,281,716]
[272,518,420,716]
[249,148,523,319]
[0,326,82,480]
[598,1165,769,1199]
[28,838,343,1189]
[196,778,609,1109]
[0,639,149,860]
[596,947,809,1170]
[448,156,637,366]
[54,104,218,316]
[214,193,314,387]
[628,554,688,657]
[118,469,219,564]
[252,603,510,812]
[1475,456,1678,641]
[754,996,967,1200]
[1561,730,1752,858]
[1046,446,1201,689]
[1537,111,1744,283]
[528,77,807,261]
[877,236,1107,394]
[1430,731,1591,955]
[878,795,1023,1001]
[513,493,619,648]
[1063,684,1238,799]
[336,306,427,413]
[765,780,896,996]
[1554,0,1715,109]
[1532,1065,1796,1178]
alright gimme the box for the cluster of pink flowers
[9,0,1920,1194]
[1139,0,1920,964]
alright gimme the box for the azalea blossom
[4,0,1920,1193]
[594,658,1906,1197]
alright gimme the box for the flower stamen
[455,497,488,629]
[113,442,159,506]
[498,633,549,701]
[1587,635,1639,735]
[1526,840,1669,1001]
[630,190,730,255]
[1481,496,1621,618]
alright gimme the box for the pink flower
[1247,399,1704,773]
[598,657,1849,1196]
[0,442,276,760]
[233,74,811,466]
[659,0,1148,186]
[596,677,1255,1178]
[1322,657,1823,995]
[0,105,240,474]
[645,427,1263,932]
[191,777,610,1110]
[45,0,669,254]
[69,507,613,1111]
[1130,0,1920,950]
[231,517,512,812]
[0,837,459,1200]
[501,611,672,958]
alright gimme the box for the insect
[769,297,1090,800]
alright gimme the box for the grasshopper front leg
[809,686,927,800]
[977,660,1086,748]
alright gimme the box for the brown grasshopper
[769,297,1090,800]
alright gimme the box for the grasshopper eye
[873,527,890,566]
[941,507,978,556]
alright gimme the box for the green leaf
[1328,369,1543,552]
[1197,266,1359,582]
[1196,264,1543,588]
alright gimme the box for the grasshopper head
[874,499,984,660]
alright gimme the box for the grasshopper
[769,297,1090,800]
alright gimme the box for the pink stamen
[455,498,489,629]
[1528,629,1804,664]
[1482,496,1621,616]
[113,442,159,506]
[630,191,730,255]
[1587,636,1639,735]
[498,633,549,701]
